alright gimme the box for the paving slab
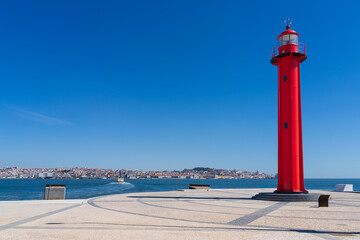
[0,188,359,240]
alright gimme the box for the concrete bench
[44,185,66,200]
[334,184,353,192]
[189,184,211,189]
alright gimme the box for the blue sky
[1,0,359,178]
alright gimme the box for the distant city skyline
[0,166,275,180]
[1,1,360,178]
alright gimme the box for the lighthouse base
[252,191,321,202]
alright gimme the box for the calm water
[0,178,359,201]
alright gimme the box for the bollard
[189,184,211,189]
[318,194,330,207]
[44,185,66,200]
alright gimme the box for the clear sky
[1,0,359,178]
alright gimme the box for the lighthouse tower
[253,19,319,201]
[271,18,307,193]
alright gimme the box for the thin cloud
[6,105,74,125]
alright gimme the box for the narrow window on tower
[283,75,287,82]
[284,122,288,129]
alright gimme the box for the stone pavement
[0,188,359,240]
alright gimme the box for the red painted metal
[271,25,307,192]
[271,43,306,59]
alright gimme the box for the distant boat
[117,178,124,183]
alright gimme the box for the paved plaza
[0,188,359,239]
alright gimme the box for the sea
[0,179,359,201]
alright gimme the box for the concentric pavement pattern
[0,188,359,239]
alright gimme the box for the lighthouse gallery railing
[271,42,306,59]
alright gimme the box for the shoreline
[1,179,359,202]
[1,177,360,180]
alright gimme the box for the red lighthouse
[271,18,307,193]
